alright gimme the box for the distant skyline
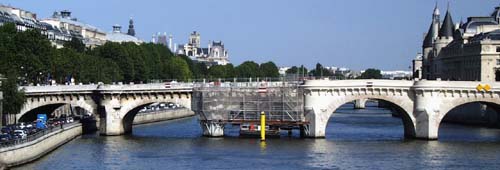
[2,0,499,70]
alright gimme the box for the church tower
[127,17,136,36]
[432,4,455,79]
[422,4,441,79]
[189,31,201,48]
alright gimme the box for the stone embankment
[0,123,82,167]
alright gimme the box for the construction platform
[192,80,307,137]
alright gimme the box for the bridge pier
[99,107,129,136]
[412,90,441,140]
[354,99,367,109]
[201,121,224,137]
[303,107,330,138]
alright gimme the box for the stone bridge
[17,80,500,140]
[18,83,193,136]
[302,79,500,140]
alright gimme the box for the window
[497,46,500,52]
[497,59,500,65]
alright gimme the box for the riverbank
[0,123,82,168]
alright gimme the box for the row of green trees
[286,63,382,80]
[0,23,283,85]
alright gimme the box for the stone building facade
[418,4,500,82]
[41,10,107,48]
[177,31,230,66]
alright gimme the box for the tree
[63,38,86,53]
[208,65,226,79]
[286,65,308,76]
[224,64,236,79]
[1,73,26,124]
[236,61,260,78]
[359,68,382,79]
[259,61,280,78]
[165,57,192,81]
[310,63,332,77]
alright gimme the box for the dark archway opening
[122,102,190,135]
[439,102,500,141]
[326,99,414,140]
[19,104,66,123]
[20,104,97,133]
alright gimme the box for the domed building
[106,18,143,44]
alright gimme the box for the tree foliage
[259,61,279,78]
[310,63,333,77]
[1,73,25,117]
[286,65,308,75]
[0,23,286,86]
[236,61,260,78]
[359,68,382,79]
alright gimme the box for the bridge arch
[438,98,500,124]
[17,100,96,123]
[304,90,416,138]
[100,92,193,135]
[324,96,415,138]
[121,99,190,134]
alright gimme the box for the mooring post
[261,111,266,141]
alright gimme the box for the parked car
[13,130,27,139]
[1,127,13,134]
[0,134,11,142]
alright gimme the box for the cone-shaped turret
[423,24,434,48]
[439,9,454,38]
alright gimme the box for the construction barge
[192,80,308,137]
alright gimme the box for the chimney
[112,25,121,33]
[60,10,71,18]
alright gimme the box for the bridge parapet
[302,79,414,89]
[412,80,500,92]
[20,85,98,95]
[97,84,193,95]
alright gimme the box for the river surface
[14,103,500,170]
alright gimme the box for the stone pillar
[303,89,332,138]
[412,91,441,140]
[201,121,224,137]
[99,97,127,136]
[354,99,367,109]
[99,109,126,136]
[304,107,330,138]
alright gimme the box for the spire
[127,17,136,36]
[433,1,440,16]
[439,8,454,38]
[423,24,434,48]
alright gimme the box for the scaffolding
[193,80,307,128]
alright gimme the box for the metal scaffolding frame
[193,80,306,127]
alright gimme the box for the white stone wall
[0,123,82,167]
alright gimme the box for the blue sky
[2,0,499,70]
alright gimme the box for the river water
[14,103,500,170]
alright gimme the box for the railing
[0,122,79,149]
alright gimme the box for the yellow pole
[260,111,266,141]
